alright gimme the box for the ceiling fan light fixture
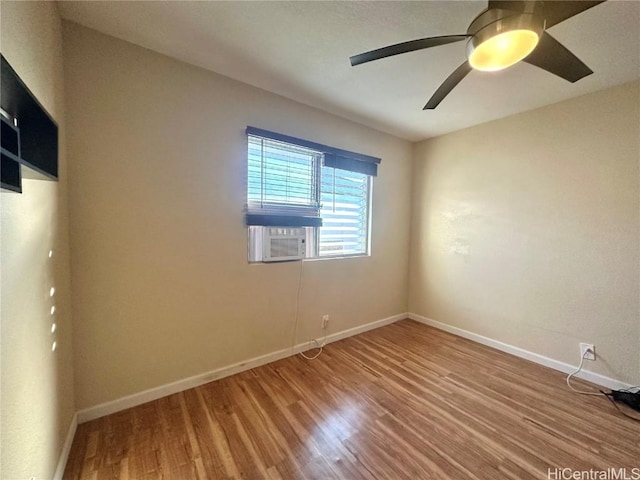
[466,11,544,72]
[350,0,599,111]
[468,29,539,71]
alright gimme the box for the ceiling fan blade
[522,32,592,82]
[542,1,605,28]
[350,35,468,66]
[424,61,472,110]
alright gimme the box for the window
[245,127,379,262]
[319,166,370,257]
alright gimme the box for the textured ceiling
[58,1,640,141]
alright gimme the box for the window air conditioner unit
[263,227,305,262]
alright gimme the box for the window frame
[314,168,372,260]
[245,127,379,262]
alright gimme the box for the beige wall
[62,23,413,410]
[1,7,636,474]
[0,2,75,479]
[410,81,640,385]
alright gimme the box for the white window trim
[246,131,376,263]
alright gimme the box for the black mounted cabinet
[1,114,22,192]
[1,54,58,193]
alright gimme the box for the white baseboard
[408,313,634,391]
[53,412,77,480]
[320,312,407,346]
[77,312,407,424]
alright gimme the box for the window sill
[248,253,370,265]
[305,253,370,262]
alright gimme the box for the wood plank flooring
[64,320,640,479]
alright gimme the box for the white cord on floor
[567,354,640,421]
[290,259,327,361]
[566,350,603,396]
[299,337,326,360]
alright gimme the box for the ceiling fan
[350,1,604,109]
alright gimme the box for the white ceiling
[58,1,640,141]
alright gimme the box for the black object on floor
[611,390,640,412]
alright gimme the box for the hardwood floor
[64,320,639,479]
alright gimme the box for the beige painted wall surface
[410,81,640,384]
[62,23,412,410]
[1,2,75,479]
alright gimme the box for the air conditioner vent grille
[263,227,305,262]
[270,238,299,258]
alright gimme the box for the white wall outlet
[321,315,329,329]
[580,343,596,361]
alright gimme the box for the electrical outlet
[322,315,329,329]
[580,343,595,361]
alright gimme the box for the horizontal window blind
[318,166,369,256]
[247,135,321,226]
[245,126,378,259]
[246,126,381,176]
[323,152,378,176]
